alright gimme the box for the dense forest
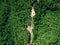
[0,0,60,45]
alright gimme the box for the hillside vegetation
[0,0,60,45]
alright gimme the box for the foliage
[0,0,31,45]
[0,0,60,45]
[32,0,60,45]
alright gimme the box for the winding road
[27,7,35,45]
